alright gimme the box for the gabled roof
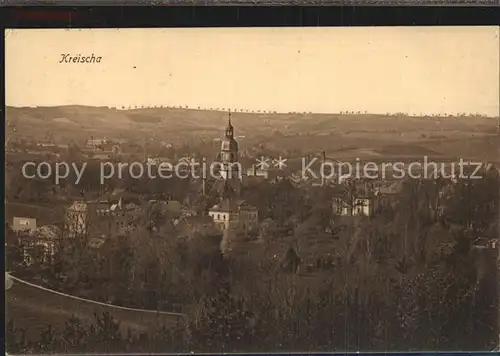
[184,215,215,227]
[88,237,107,249]
[375,181,403,195]
[332,189,375,199]
[473,237,497,249]
[31,225,62,240]
[209,198,257,213]
[209,198,239,213]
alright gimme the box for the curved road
[6,274,185,340]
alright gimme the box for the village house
[180,207,198,217]
[12,217,37,233]
[373,181,403,211]
[332,180,377,217]
[88,152,114,160]
[15,224,62,265]
[146,156,174,166]
[209,199,259,234]
[473,237,498,250]
[66,197,142,238]
[81,137,119,160]
[66,189,183,239]
[272,170,291,184]
[66,200,89,236]
[85,137,110,151]
[331,179,404,217]
[332,195,375,217]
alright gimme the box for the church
[208,113,259,235]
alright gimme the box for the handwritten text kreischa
[59,54,102,63]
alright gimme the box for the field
[5,106,499,162]
[6,277,184,340]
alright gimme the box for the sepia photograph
[4,27,500,353]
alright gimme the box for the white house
[18,225,62,265]
[12,217,37,233]
[332,196,375,217]
[208,199,259,233]
[66,200,90,237]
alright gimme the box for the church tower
[219,112,241,197]
[208,112,259,252]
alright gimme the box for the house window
[217,214,220,220]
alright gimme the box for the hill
[6,105,499,160]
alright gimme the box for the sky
[5,27,500,116]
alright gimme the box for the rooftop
[209,199,256,213]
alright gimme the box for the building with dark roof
[208,199,258,233]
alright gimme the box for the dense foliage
[6,168,500,353]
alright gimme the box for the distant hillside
[426,135,500,162]
[375,144,439,156]
[5,106,499,160]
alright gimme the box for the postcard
[5,27,500,353]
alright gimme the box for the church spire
[219,111,241,196]
[225,111,234,139]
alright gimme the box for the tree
[5,229,28,272]
[280,246,300,274]
[442,173,498,235]
[5,319,28,354]
[37,324,58,353]
[62,315,88,350]
[190,280,256,352]
[89,312,122,346]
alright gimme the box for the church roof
[226,114,233,130]
[209,199,239,213]
[68,200,88,212]
[209,198,256,213]
[221,112,238,148]
[209,198,246,213]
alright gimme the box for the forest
[5,166,500,353]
